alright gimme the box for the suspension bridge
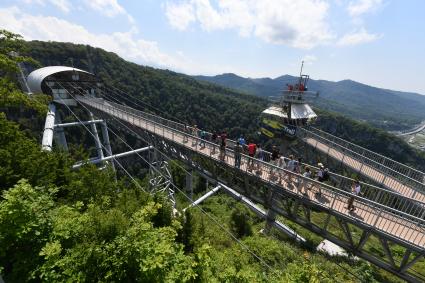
[23,66,425,282]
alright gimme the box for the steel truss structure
[83,97,424,283]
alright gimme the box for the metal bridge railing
[98,97,425,219]
[78,97,425,250]
[298,127,425,199]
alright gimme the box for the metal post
[41,103,56,151]
[89,112,104,160]
[100,121,115,171]
[53,109,68,151]
[186,170,193,200]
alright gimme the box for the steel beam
[184,185,221,211]
[54,120,104,128]
[73,146,152,169]
[89,112,104,160]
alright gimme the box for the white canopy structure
[262,104,317,120]
[27,66,94,94]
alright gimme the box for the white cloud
[164,0,333,49]
[164,1,196,31]
[302,55,317,65]
[86,0,124,17]
[0,6,184,70]
[23,0,71,13]
[337,28,382,46]
[23,0,135,23]
[347,0,383,17]
[86,0,136,24]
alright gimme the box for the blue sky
[1,0,424,94]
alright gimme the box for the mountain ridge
[194,73,425,130]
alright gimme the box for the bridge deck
[80,98,425,250]
[304,137,425,204]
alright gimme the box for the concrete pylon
[53,111,68,151]
[41,103,56,151]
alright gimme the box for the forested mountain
[2,31,423,282]
[23,40,425,170]
[1,32,395,282]
[195,73,425,130]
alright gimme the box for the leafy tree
[230,203,253,238]
[0,180,55,281]
[0,29,48,114]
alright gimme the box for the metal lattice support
[148,151,176,208]
[75,95,425,282]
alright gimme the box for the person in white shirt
[347,180,361,211]
[286,155,296,183]
[301,167,312,194]
[278,155,287,184]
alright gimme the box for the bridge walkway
[299,127,425,203]
[78,96,425,252]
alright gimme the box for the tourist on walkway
[192,125,198,146]
[247,142,257,170]
[219,131,227,161]
[347,180,361,212]
[234,141,242,169]
[269,146,279,179]
[301,167,312,194]
[199,130,206,148]
[271,145,279,163]
[287,155,296,183]
[256,144,264,161]
[238,136,246,147]
[211,132,218,154]
[183,124,189,143]
[278,154,287,183]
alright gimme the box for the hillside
[194,73,425,130]
[22,40,425,170]
[1,32,399,282]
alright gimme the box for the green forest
[0,30,419,282]
[24,40,425,171]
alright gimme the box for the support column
[100,121,115,171]
[53,111,68,151]
[186,170,193,200]
[89,112,104,160]
[41,103,56,151]
[264,189,276,235]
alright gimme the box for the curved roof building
[27,66,95,94]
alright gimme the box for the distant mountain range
[194,73,425,131]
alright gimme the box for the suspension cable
[56,82,281,277]
[46,85,146,193]
[99,82,189,125]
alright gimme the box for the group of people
[182,126,361,212]
[232,138,361,211]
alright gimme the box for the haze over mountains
[194,73,425,131]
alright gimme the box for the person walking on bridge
[199,130,206,148]
[247,142,257,170]
[347,180,361,212]
[301,167,312,195]
[211,131,218,154]
[234,141,242,169]
[192,125,198,146]
[219,131,227,161]
[183,124,189,143]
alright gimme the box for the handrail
[97,97,425,214]
[100,96,425,210]
[299,127,425,195]
[306,126,425,180]
[97,91,424,204]
[78,97,425,237]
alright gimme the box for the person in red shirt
[247,142,256,169]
